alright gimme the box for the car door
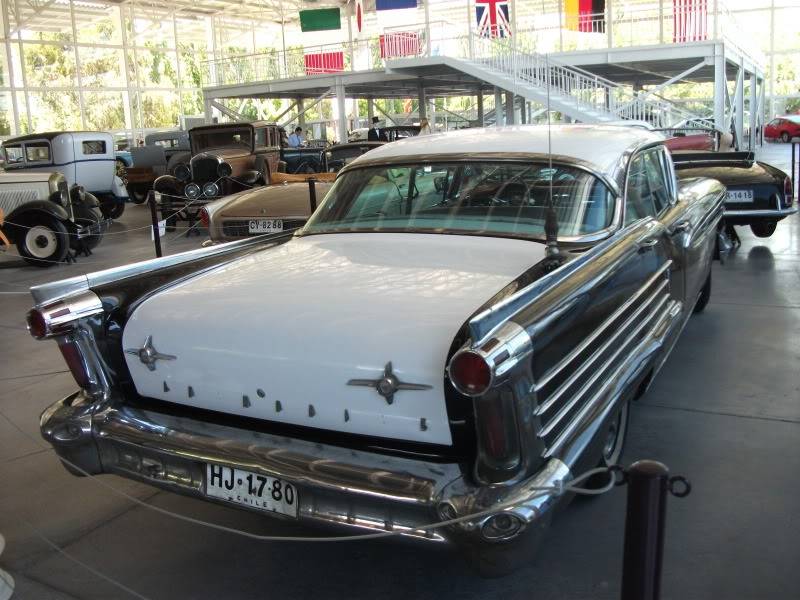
[74,137,112,192]
[624,146,685,307]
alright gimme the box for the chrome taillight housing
[27,291,106,392]
[447,322,532,477]
[784,177,794,206]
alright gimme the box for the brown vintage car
[200,172,335,242]
[154,121,282,229]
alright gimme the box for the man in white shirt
[287,127,304,148]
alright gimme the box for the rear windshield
[191,127,253,153]
[302,161,614,239]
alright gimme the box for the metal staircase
[428,33,699,127]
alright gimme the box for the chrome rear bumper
[724,206,797,218]
[41,392,571,546]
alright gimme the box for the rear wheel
[127,183,150,204]
[71,203,104,251]
[693,273,711,314]
[99,195,125,220]
[18,216,69,267]
[750,220,777,238]
[780,131,791,143]
[582,401,630,491]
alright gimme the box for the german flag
[565,0,605,33]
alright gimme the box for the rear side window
[625,149,670,224]
[82,140,106,155]
[25,142,51,163]
[3,145,25,164]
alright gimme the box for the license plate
[726,189,753,203]
[205,464,298,517]
[248,219,283,233]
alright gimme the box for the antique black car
[673,151,796,238]
[325,141,383,172]
[154,121,281,229]
[0,171,107,266]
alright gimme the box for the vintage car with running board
[673,151,796,239]
[29,125,725,575]
[201,172,335,242]
[154,121,282,230]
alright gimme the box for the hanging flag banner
[379,32,420,59]
[578,1,605,33]
[475,0,512,38]
[673,0,708,42]
[356,0,364,34]
[376,0,417,10]
[304,51,345,75]
[566,0,604,32]
[299,8,342,32]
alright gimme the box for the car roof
[2,131,112,144]
[189,121,276,133]
[347,124,663,181]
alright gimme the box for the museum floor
[0,143,798,599]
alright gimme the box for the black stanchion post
[620,460,669,600]
[148,190,163,258]
[308,178,318,213]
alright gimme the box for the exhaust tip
[481,513,525,541]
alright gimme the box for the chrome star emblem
[125,336,176,371]
[347,362,431,404]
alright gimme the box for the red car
[764,116,800,143]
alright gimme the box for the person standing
[418,117,431,136]
[367,117,382,141]
[287,127,304,148]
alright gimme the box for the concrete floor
[1,144,798,599]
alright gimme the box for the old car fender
[237,170,263,185]
[112,176,129,200]
[153,175,181,194]
[4,201,71,242]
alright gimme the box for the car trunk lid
[121,233,544,445]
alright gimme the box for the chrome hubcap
[25,226,57,259]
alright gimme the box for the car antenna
[543,53,566,272]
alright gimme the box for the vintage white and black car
[0,171,107,266]
[673,151,796,239]
[2,131,130,220]
[30,125,725,575]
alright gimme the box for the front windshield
[302,161,614,239]
[191,127,253,152]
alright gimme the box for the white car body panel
[122,233,546,445]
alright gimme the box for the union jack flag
[475,0,512,38]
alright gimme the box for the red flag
[304,51,344,75]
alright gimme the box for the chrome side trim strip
[537,291,670,438]
[535,277,670,417]
[534,260,672,391]
[543,296,674,457]
[724,207,797,218]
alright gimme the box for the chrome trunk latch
[125,336,177,371]
[347,362,431,404]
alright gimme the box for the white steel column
[424,0,432,56]
[749,72,758,150]
[335,78,347,143]
[476,88,484,127]
[367,97,374,122]
[713,44,726,135]
[418,84,427,120]
[494,87,504,127]
[505,92,515,125]
[2,0,20,134]
[297,98,305,129]
[734,60,744,151]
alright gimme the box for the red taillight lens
[58,341,90,388]
[784,178,794,206]
[27,309,47,339]
[199,207,209,228]
[449,351,492,396]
